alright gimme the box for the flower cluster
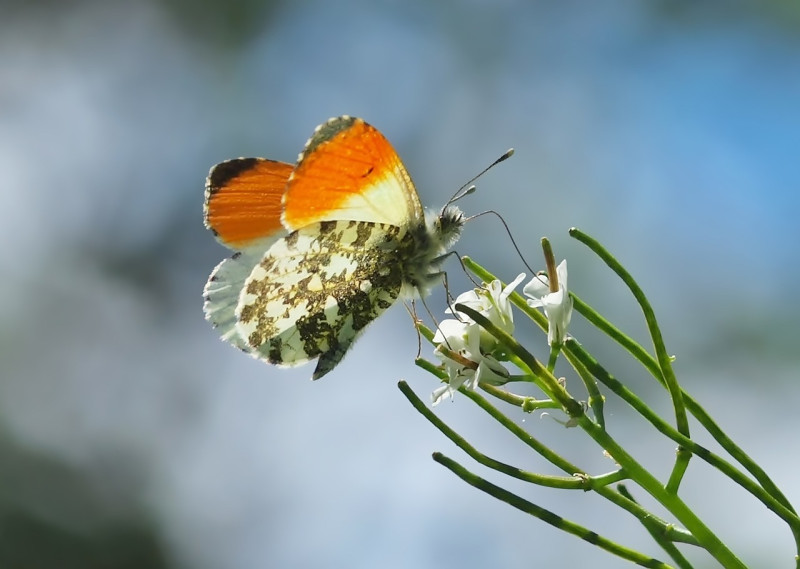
[431,274,525,405]
[431,260,572,405]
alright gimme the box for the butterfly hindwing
[235,219,414,379]
[203,247,266,351]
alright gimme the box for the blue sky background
[2,1,800,567]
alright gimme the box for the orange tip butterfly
[203,116,464,379]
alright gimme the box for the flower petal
[523,274,550,300]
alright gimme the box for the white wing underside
[203,238,278,351]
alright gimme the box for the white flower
[431,353,508,406]
[431,355,476,406]
[430,275,523,404]
[456,276,520,325]
[432,315,481,360]
[524,259,573,346]
[437,273,525,350]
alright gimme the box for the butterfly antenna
[446,148,515,206]
[466,209,536,276]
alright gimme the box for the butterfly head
[431,204,465,253]
[399,205,464,298]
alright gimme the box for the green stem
[566,339,800,533]
[466,258,794,506]
[406,360,699,546]
[433,452,675,569]
[572,290,796,511]
[562,347,605,429]
[569,228,690,441]
[434,259,796,566]
[398,380,588,489]
[467,258,799,543]
[577,415,746,568]
[416,322,437,343]
[568,292,800,551]
[666,448,692,495]
[458,387,586,475]
[414,356,447,379]
[452,304,744,566]
[546,344,559,372]
[480,383,560,411]
[462,388,698,547]
[618,484,696,569]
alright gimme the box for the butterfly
[203,116,465,379]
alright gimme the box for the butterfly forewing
[235,219,414,379]
[282,117,424,230]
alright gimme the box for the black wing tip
[301,116,361,161]
[207,157,262,193]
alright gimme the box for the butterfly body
[203,116,463,379]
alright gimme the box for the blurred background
[2,0,800,567]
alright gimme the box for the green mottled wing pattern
[235,219,413,379]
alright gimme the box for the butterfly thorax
[399,205,464,298]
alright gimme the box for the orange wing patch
[204,158,293,250]
[282,116,421,230]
